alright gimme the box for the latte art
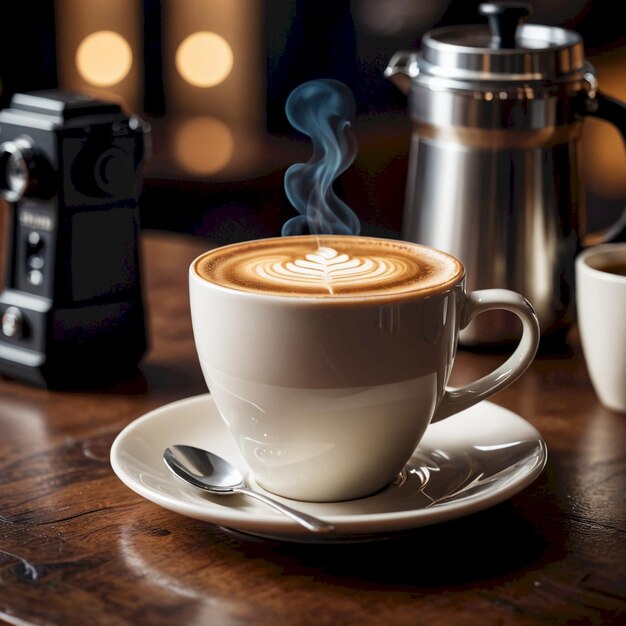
[194,235,463,298]
[256,246,411,294]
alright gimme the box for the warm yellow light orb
[76,31,133,87]
[175,32,233,88]
[174,116,234,175]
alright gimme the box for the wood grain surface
[0,231,624,626]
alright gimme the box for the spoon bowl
[163,444,335,533]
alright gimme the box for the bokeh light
[76,31,133,87]
[173,116,234,175]
[175,32,234,88]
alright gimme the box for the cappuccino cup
[190,235,540,502]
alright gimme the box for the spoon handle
[236,486,335,533]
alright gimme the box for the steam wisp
[282,79,360,236]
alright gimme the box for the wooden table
[1,230,624,626]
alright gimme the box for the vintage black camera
[0,90,149,388]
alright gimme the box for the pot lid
[420,2,586,83]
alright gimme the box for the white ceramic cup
[189,235,540,502]
[576,243,626,413]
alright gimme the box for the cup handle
[432,289,540,422]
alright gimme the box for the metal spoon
[163,445,335,533]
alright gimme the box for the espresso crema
[194,235,463,298]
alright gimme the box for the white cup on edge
[576,243,626,414]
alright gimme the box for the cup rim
[189,235,466,305]
[576,243,626,283]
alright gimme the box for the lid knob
[479,1,532,49]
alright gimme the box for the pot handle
[384,51,420,96]
[582,89,626,246]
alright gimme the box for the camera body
[0,90,149,388]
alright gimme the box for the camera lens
[0,139,30,201]
[0,136,52,202]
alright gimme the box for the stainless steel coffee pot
[386,2,626,346]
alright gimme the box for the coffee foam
[194,236,463,298]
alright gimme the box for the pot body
[402,79,585,345]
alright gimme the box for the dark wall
[2,1,624,122]
[0,2,57,109]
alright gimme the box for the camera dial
[0,136,53,202]
[94,146,134,196]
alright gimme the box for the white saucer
[110,394,547,543]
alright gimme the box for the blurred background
[0,0,625,244]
